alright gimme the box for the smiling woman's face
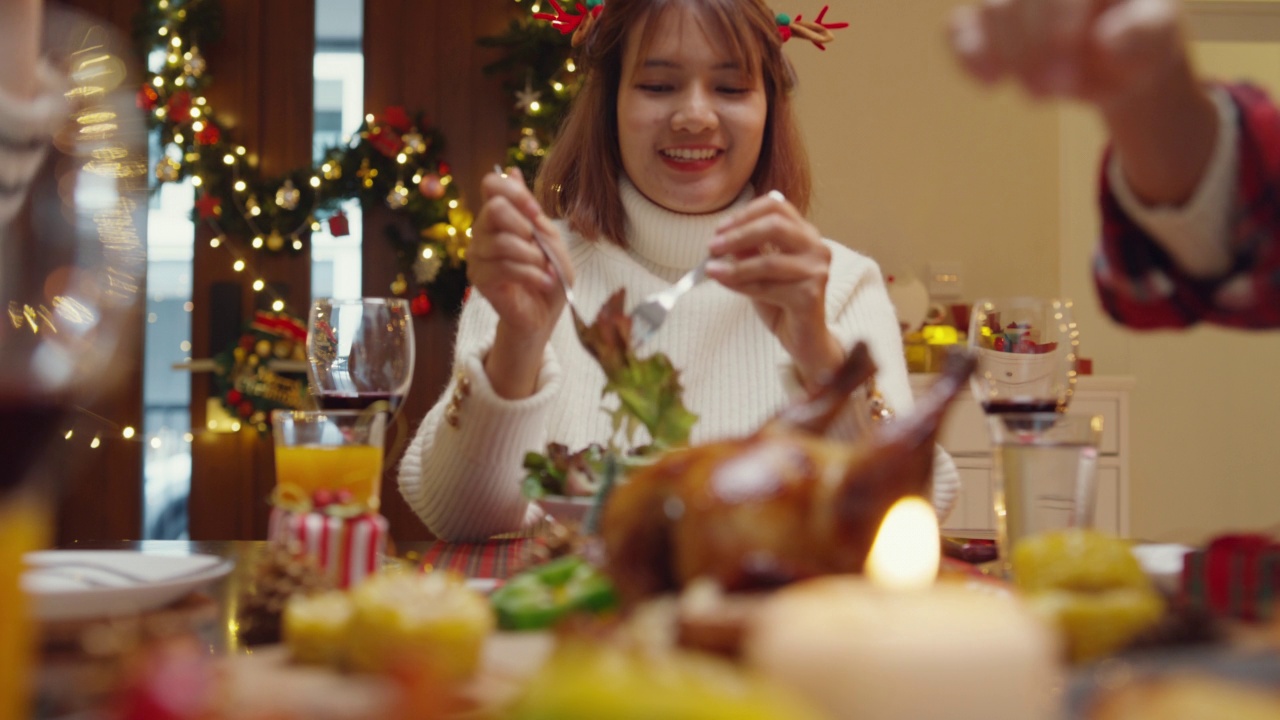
[616,7,767,214]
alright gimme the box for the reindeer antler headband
[534,0,848,50]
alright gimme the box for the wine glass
[967,297,1080,416]
[306,298,415,417]
[969,297,1086,575]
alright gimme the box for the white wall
[794,0,1280,542]
[790,0,1060,297]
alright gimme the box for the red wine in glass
[981,399,1059,414]
[314,391,404,416]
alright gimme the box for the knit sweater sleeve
[821,243,961,521]
[0,60,67,223]
[396,294,559,541]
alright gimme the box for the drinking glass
[989,412,1103,576]
[272,409,388,513]
[306,298,414,417]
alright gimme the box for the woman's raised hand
[948,0,1188,109]
[470,167,575,398]
[706,191,844,390]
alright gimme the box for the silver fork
[629,256,711,346]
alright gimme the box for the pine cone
[237,544,333,645]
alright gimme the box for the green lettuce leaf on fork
[573,289,698,450]
[523,289,698,502]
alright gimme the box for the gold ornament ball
[386,185,409,209]
[267,231,285,252]
[402,132,427,154]
[155,158,180,183]
[255,339,273,357]
[390,274,408,296]
[275,181,301,211]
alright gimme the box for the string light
[122,426,136,439]
[232,259,245,272]
[90,437,101,449]
[252,279,265,291]
[271,300,284,312]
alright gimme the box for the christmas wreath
[136,0,470,312]
[211,311,310,432]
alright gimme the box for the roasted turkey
[601,344,976,605]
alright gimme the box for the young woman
[399,0,959,541]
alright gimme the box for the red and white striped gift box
[268,508,388,588]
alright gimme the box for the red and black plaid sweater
[1095,83,1280,329]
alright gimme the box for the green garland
[134,0,470,312]
[478,0,580,182]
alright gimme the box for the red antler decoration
[778,5,849,51]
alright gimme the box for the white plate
[536,495,596,524]
[23,550,234,621]
[1130,543,1193,595]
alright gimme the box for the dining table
[35,537,554,720]
[33,537,1280,720]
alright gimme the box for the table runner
[417,538,535,579]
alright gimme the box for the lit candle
[864,496,940,591]
[744,497,1061,720]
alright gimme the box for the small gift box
[1179,533,1280,622]
[268,507,388,588]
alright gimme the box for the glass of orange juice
[272,409,387,513]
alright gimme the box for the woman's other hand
[706,191,844,390]
[470,167,575,398]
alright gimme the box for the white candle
[744,498,1062,720]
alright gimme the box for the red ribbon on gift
[268,508,388,588]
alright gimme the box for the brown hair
[534,0,811,246]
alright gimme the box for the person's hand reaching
[949,0,1188,110]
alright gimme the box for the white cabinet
[909,375,1134,539]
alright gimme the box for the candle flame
[865,496,940,590]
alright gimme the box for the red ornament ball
[410,292,432,317]
[226,389,243,405]
[418,173,445,200]
[237,401,254,419]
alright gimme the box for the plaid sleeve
[1095,82,1280,329]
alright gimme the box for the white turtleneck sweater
[398,180,959,541]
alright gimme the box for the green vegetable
[490,556,618,631]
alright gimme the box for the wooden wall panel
[189,0,315,540]
[363,0,521,541]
